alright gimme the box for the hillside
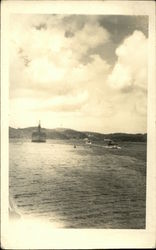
[9,127,147,142]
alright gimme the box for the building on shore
[32,121,46,143]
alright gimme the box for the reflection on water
[9,139,146,228]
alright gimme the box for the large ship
[32,121,46,143]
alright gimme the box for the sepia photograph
[1,1,156,249]
[9,13,148,228]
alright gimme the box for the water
[9,139,146,228]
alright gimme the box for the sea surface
[9,139,146,228]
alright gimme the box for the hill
[9,127,147,142]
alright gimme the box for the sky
[9,14,148,133]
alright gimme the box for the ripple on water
[9,140,146,228]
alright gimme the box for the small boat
[32,121,46,143]
[85,140,92,145]
[104,145,121,149]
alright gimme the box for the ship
[32,121,46,143]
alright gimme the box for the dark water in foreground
[9,139,146,228]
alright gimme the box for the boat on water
[32,121,46,143]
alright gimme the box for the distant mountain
[9,127,87,140]
[9,127,147,142]
[84,131,147,142]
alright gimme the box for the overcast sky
[9,14,148,133]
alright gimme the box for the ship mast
[38,120,41,133]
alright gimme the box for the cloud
[33,91,89,112]
[108,30,147,90]
[9,14,110,103]
[9,15,148,133]
[70,22,110,59]
[107,30,147,116]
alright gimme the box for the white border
[1,1,156,249]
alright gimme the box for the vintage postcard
[1,0,156,249]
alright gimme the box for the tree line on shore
[9,127,147,142]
